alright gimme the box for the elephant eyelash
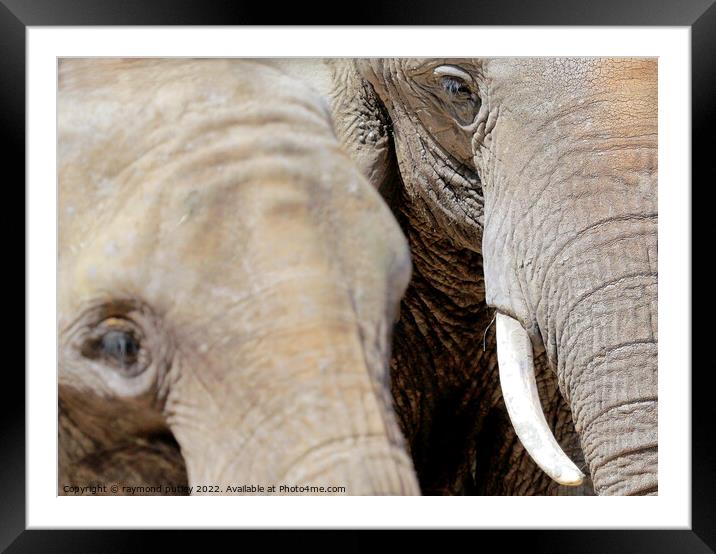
[440,76,473,96]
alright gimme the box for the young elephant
[58,59,419,495]
[324,58,657,496]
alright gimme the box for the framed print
[6,0,709,550]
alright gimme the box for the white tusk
[496,313,585,486]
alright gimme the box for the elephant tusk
[496,313,585,486]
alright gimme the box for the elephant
[58,57,657,497]
[320,58,657,496]
[57,58,420,495]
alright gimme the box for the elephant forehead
[482,58,657,101]
[59,177,345,325]
[59,60,331,192]
[59,58,331,112]
[59,60,342,256]
[59,62,335,309]
[58,59,405,327]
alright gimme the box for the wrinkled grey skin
[58,59,420,495]
[322,58,657,496]
[59,58,657,497]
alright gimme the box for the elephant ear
[324,59,399,201]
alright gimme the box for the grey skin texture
[322,58,657,496]
[58,59,420,495]
[59,58,657,497]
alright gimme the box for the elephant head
[349,58,657,495]
[58,59,420,495]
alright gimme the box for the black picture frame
[6,1,708,551]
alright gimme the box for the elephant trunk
[156,89,418,495]
[548,231,658,495]
[494,227,658,495]
[485,153,658,494]
[170,314,420,496]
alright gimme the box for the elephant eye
[440,76,473,97]
[432,65,481,126]
[81,317,150,377]
[100,330,139,366]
